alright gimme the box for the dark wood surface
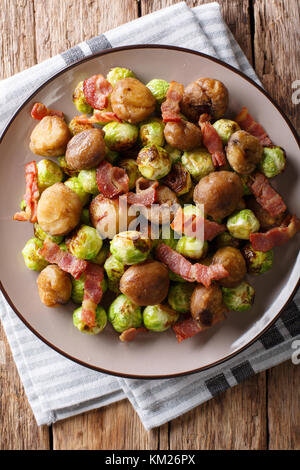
[0,0,299,450]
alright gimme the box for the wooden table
[0,0,299,450]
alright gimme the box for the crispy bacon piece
[15,161,40,223]
[249,172,286,217]
[161,81,184,122]
[235,106,272,146]
[75,111,122,124]
[31,102,64,120]
[162,162,190,194]
[40,239,88,279]
[119,327,148,342]
[199,114,226,167]
[96,160,129,198]
[81,264,104,328]
[171,207,226,241]
[173,312,226,343]
[155,244,229,287]
[126,178,158,207]
[250,215,300,252]
[83,74,112,110]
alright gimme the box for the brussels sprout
[105,145,119,164]
[57,156,78,177]
[139,119,165,147]
[137,145,171,180]
[240,174,251,196]
[227,209,260,240]
[36,159,64,192]
[22,237,48,271]
[168,283,194,313]
[214,231,240,250]
[146,79,170,104]
[73,305,107,334]
[78,169,99,195]
[160,228,179,250]
[242,244,273,274]
[222,281,255,311]
[71,274,107,304]
[64,176,90,206]
[212,119,240,145]
[90,241,110,265]
[181,148,214,181]
[68,225,103,260]
[34,223,64,245]
[182,204,204,219]
[118,158,141,190]
[164,144,182,164]
[68,117,93,136]
[20,199,26,211]
[59,242,68,252]
[103,122,139,152]
[110,231,151,265]
[143,304,179,332]
[176,236,208,260]
[108,294,142,333]
[80,207,91,226]
[104,255,125,293]
[106,67,135,87]
[259,146,286,178]
[72,81,93,114]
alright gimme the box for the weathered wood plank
[53,400,158,450]
[0,323,50,450]
[0,0,36,79]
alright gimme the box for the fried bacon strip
[171,206,226,241]
[83,74,112,110]
[155,243,229,287]
[14,161,40,223]
[173,313,226,343]
[119,327,148,342]
[126,178,158,207]
[161,81,184,122]
[235,106,272,146]
[81,264,104,328]
[96,160,129,198]
[40,239,88,279]
[199,114,226,167]
[75,111,122,124]
[250,215,300,252]
[249,172,287,218]
[31,102,64,120]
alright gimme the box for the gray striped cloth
[0,2,299,430]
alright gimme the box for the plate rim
[1,44,299,379]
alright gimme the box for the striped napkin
[0,2,299,430]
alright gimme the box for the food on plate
[14,69,300,343]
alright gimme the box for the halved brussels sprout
[73,305,107,334]
[143,304,179,332]
[72,81,93,114]
[105,145,119,165]
[68,117,93,136]
[103,122,139,152]
[146,79,170,104]
[222,281,255,311]
[34,223,64,245]
[108,294,142,333]
[110,231,151,265]
[37,159,64,192]
[118,158,141,190]
[214,231,240,250]
[227,209,260,240]
[168,283,194,313]
[68,225,103,260]
[107,67,135,87]
[104,255,125,294]
[242,244,273,274]
[137,144,171,180]
[212,119,240,145]
[64,176,90,206]
[78,169,99,195]
[57,156,78,177]
[90,241,110,265]
[139,119,165,147]
[259,146,286,178]
[176,236,208,260]
[164,144,182,164]
[22,237,48,271]
[181,148,214,181]
[71,274,107,304]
